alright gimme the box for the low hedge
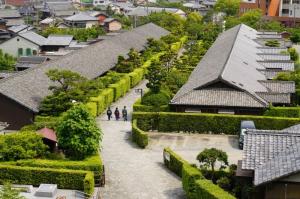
[264,106,300,118]
[133,99,169,112]
[128,68,144,88]
[85,102,97,117]
[0,165,94,193]
[182,164,204,199]
[1,154,103,183]
[84,172,95,195]
[133,112,300,134]
[195,179,236,199]
[132,120,148,148]
[163,147,189,177]
[109,75,131,102]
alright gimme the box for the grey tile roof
[282,124,300,132]
[258,61,294,71]
[64,13,98,21]
[8,25,33,33]
[259,80,295,93]
[6,18,25,26]
[242,130,300,170]
[127,6,183,16]
[18,56,47,64]
[0,23,169,112]
[258,47,287,54]
[44,35,73,46]
[0,9,21,18]
[254,142,300,186]
[258,69,286,79]
[171,24,295,108]
[257,92,291,104]
[19,31,47,46]
[170,87,266,108]
[258,53,291,61]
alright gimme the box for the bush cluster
[0,132,48,161]
[133,112,300,133]
[0,165,94,193]
[141,91,170,107]
[132,120,148,148]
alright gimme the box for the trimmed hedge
[90,88,114,116]
[182,164,204,199]
[85,102,97,117]
[132,120,148,148]
[0,165,94,192]
[84,172,95,195]
[1,154,103,182]
[163,147,189,177]
[195,179,236,199]
[133,99,169,112]
[109,75,131,102]
[128,68,144,88]
[133,112,300,134]
[264,107,300,118]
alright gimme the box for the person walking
[114,107,120,121]
[122,106,128,121]
[107,107,112,121]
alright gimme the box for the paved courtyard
[98,81,185,199]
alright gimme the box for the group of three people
[106,106,127,121]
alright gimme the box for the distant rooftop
[64,12,98,21]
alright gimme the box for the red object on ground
[38,127,57,142]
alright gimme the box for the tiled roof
[127,6,183,16]
[0,9,21,18]
[258,69,286,79]
[242,130,300,170]
[257,92,291,104]
[254,142,300,186]
[258,61,294,71]
[258,47,287,54]
[171,24,295,108]
[19,31,47,46]
[259,80,295,93]
[171,87,266,108]
[44,35,73,46]
[0,23,169,112]
[64,13,98,21]
[258,53,291,61]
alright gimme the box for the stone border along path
[97,81,185,199]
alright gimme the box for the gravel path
[98,81,185,199]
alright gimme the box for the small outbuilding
[38,127,58,151]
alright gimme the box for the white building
[93,0,110,7]
[0,31,46,57]
[279,0,300,18]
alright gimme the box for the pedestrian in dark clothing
[122,106,128,121]
[107,107,112,120]
[114,107,120,120]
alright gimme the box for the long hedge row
[1,154,103,183]
[0,165,94,194]
[163,148,236,199]
[264,106,300,118]
[132,120,148,148]
[133,112,300,134]
[133,99,169,112]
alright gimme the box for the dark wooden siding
[0,93,35,130]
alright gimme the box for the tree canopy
[145,60,166,93]
[214,0,240,16]
[197,148,228,172]
[0,50,16,71]
[56,104,102,160]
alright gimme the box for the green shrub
[128,68,144,87]
[182,164,204,199]
[141,91,170,107]
[1,154,103,182]
[85,102,97,117]
[101,88,114,108]
[163,148,189,177]
[265,40,280,47]
[20,116,61,131]
[195,179,236,199]
[84,172,94,195]
[90,94,106,116]
[132,112,300,134]
[109,75,131,102]
[0,132,48,161]
[132,120,148,148]
[0,165,93,192]
[133,99,169,112]
[264,107,300,118]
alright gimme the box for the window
[26,48,32,56]
[282,9,289,14]
[32,50,37,55]
[283,0,290,4]
[18,48,23,56]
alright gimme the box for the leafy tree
[290,30,300,43]
[115,48,142,73]
[0,183,25,199]
[240,9,262,28]
[39,69,99,116]
[145,60,166,93]
[0,131,48,161]
[56,104,102,160]
[288,47,299,62]
[214,0,240,16]
[186,12,203,24]
[113,14,132,29]
[197,148,228,173]
[163,69,189,95]
[160,50,176,71]
[0,50,16,71]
